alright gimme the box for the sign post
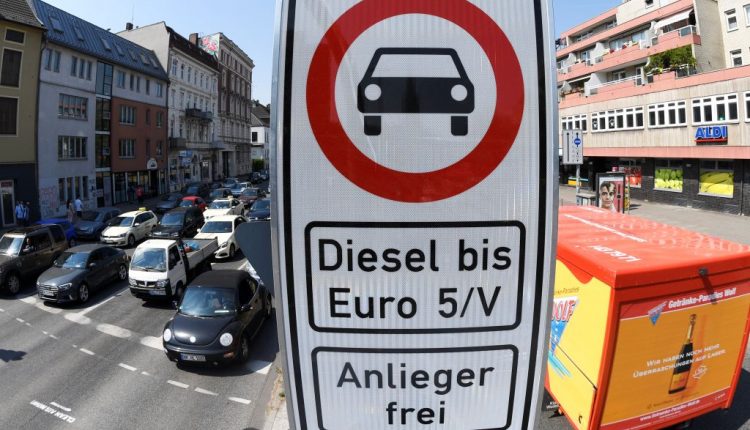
[562,130,583,194]
[272,1,557,428]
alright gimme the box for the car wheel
[174,282,184,300]
[451,116,468,136]
[69,238,77,247]
[6,273,21,295]
[78,283,90,303]
[238,335,250,363]
[127,235,135,248]
[229,244,236,259]
[364,115,381,136]
[117,264,128,281]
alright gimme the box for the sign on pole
[562,130,583,165]
[272,1,557,429]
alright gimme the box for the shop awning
[654,9,692,30]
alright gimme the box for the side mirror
[133,223,141,227]
[88,262,97,268]
[240,303,253,312]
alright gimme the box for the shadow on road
[0,349,26,362]
[690,369,750,429]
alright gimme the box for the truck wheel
[78,283,90,303]
[6,273,21,295]
[127,235,135,248]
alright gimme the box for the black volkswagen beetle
[163,270,272,365]
[36,244,128,304]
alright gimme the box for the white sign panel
[272,1,557,429]
[562,130,583,165]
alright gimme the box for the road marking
[72,344,78,348]
[79,348,95,356]
[0,308,5,312]
[50,402,71,412]
[16,317,24,323]
[30,400,76,424]
[20,296,38,305]
[64,313,91,325]
[77,294,118,316]
[42,330,48,335]
[248,360,273,375]
[141,371,151,376]
[194,387,218,396]
[49,334,59,340]
[36,303,62,314]
[25,322,32,327]
[96,323,131,339]
[118,363,137,372]
[228,397,251,405]
[167,380,189,389]
[139,336,163,350]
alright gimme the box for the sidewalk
[112,195,166,213]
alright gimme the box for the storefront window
[654,160,683,192]
[699,160,734,198]
[614,159,642,189]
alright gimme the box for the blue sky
[44,0,619,106]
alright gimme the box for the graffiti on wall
[39,186,60,219]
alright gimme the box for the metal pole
[575,164,581,195]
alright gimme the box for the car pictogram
[357,47,475,136]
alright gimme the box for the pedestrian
[23,201,31,226]
[66,199,75,223]
[74,196,83,219]
[14,201,24,226]
[136,185,144,206]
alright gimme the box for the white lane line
[0,308,5,312]
[96,323,131,339]
[79,348,95,356]
[49,334,59,340]
[72,344,78,348]
[77,294,118,316]
[35,302,62,314]
[248,360,272,375]
[139,336,163,350]
[50,402,71,412]
[140,371,151,376]
[24,322,31,327]
[19,296,38,305]
[228,397,251,405]
[64,313,91,325]
[42,330,48,335]
[167,380,189,389]
[118,363,137,372]
[194,387,218,396]
[15,318,24,323]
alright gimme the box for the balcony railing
[652,25,697,46]
[185,108,213,121]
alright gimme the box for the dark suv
[148,207,204,239]
[0,225,69,294]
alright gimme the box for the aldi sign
[695,125,728,144]
[271,1,558,429]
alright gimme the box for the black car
[0,225,69,294]
[148,207,204,239]
[246,198,271,220]
[207,188,233,203]
[36,244,128,303]
[357,47,474,136]
[75,207,121,240]
[182,182,210,199]
[163,270,272,365]
[154,193,184,214]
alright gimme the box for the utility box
[547,206,750,430]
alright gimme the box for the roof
[32,0,168,81]
[191,270,250,289]
[250,113,265,127]
[166,25,218,71]
[205,214,243,222]
[120,210,152,217]
[0,0,44,29]
[5,225,49,235]
[182,196,202,201]
[557,206,750,289]
[251,102,270,127]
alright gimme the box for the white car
[100,210,158,247]
[194,215,247,259]
[203,198,244,220]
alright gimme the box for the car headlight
[364,83,381,101]
[58,283,72,291]
[170,232,179,237]
[117,233,127,238]
[128,277,137,286]
[451,84,468,101]
[156,279,170,288]
[219,241,228,248]
[163,328,172,342]
[219,333,233,347]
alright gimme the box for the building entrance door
[0,180,16,227]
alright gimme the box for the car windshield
[241,189,258,197]
[179,200,194,207]
[251,200,270,211]
[160,212,185,226]
[162,193,182,202]
[185,186,199,195]
[372,53,460,78]
[231,183,243,190]
[0,235,23,256]
[130,248,166,272]
[179,286,236,317]
[209,201,230,209]
[200,221,232,234]
[210,190,226,198]
[79,210,101,222]
[54,251,89,269]
[110,216,134,227]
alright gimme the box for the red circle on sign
[307,0,525,203]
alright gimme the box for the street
[0,243,279,429]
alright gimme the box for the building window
[145,79,150,95]
[188,67,192,83]
[746,4,750,26]
[136,76,141,92]
[43,49,61,72]
[57,136,87,160]
[145,109,151,125]
[648,101,687,128]
[156,82,163,97]
[70,56,78,76]
[118,139,135,158]
[145,139,151,157]
[156,141,163,157]
[730,49,743,67]
[591,107,644,132]
[726,9,738,31]
[692,93,739,124]
[699,160,734,198]
[5,29,25,44]
[561,114,588,131]
[119,105,136,125]
[745,92,750,121]
[156,111,163,128]
[0,97,18,135]
[58,94,88,120]
[251,131,258,142]
[129,74,135,91]
[116,70,126,88]
[654,160,683,192]
[172,59,177,75]
[180,64,184,79]
[95,98,111,132]
[1,49,22,87]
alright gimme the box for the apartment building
[0,0,45,227]
[250,100,270,168]
[118,22,220,191]
[558,0,750,215]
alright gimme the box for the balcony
[185,108,213,122]
[169,137,187,149]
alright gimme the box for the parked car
[207,188,233,203]
[246,198,271,220]
[0,225,69,295]
[230,182,251,197]
[237,187,263,207]
[149,207,204,239]
[210,182,224,190]
[100,209,158,247]
[37,218,77,247]
[162,270,272,365]
[203,198,244,220]
[182,182,210,199]
[180,196,207,212]
[36,244,128,304]
[250,172,262,184]
[155,193,184,214]
[75,207,121,241]
[195,215,246,259]
[222,177,239,189]
[259,170,269,181]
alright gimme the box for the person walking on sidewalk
[74,196,83,219]
[136,185,144,206]
[14,201,24,226]
[66,199,75,224]
[23,202,31,226]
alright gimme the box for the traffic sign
[562,130,584,165]
[272,1,557,429]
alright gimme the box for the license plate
[181,353,205,362]
[149,290,166,296]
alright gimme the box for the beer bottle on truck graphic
[668,314,697,394]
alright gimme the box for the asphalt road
[0,245,279,430]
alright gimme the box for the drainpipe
[33,30,48,223]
